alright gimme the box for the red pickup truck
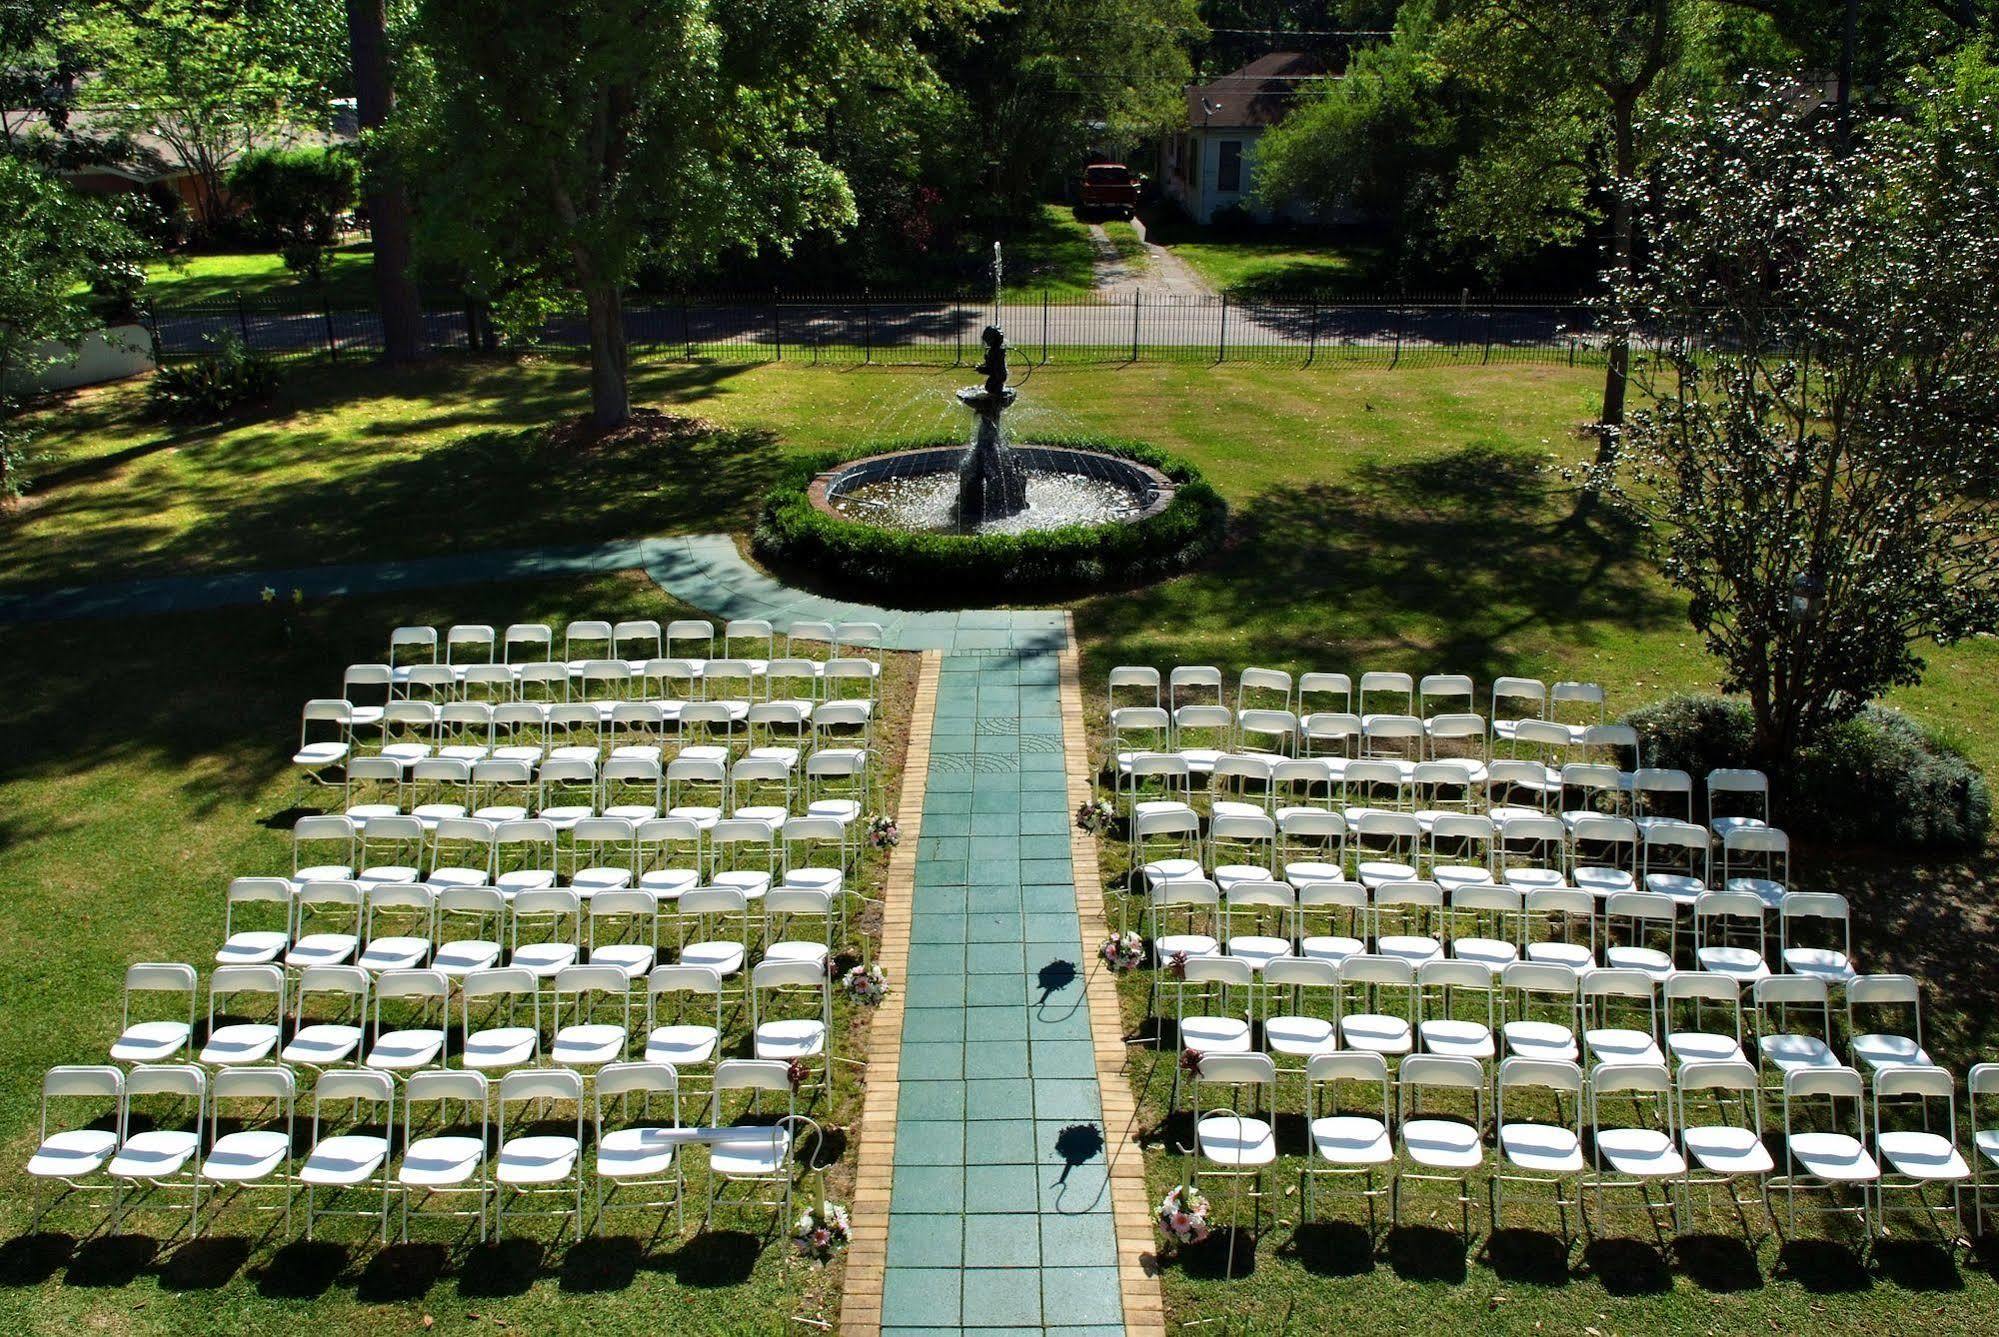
[1079,163,1141,219]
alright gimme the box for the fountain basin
[809,445,1178,536]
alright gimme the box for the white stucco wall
[5,323,155,396]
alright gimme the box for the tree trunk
[1597,100,1638,452]
[585,281,629,428]
[345,0,424,364]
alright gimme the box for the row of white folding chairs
[29,1057,809,1241]
[387,617,884,668]
[1109,707,1640,772]
[1137,877,1854,984]
[1111,665,1607,726]
[1120,752,1770,839]
[357,656,883,709]
[1184,1051,1999,1239]
[221,877,854,977]
[296,697,874,773]
[1133,808,1794,907]
[1157,954,1920,1085]
[108,958,832,1077]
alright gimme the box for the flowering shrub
[842,962,890,1004]
[1075,798,1115,832]
[794,1200,852,1260]
[1157,1185,1212,1245]
[1100,932,1145,973]
[867,815,900,850]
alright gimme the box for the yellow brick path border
[1060,614,1168,1336]
[838,649,939,1336]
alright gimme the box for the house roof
[1185,52,1331,130]
[3,105,354,183]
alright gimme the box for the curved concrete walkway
[0,532,1068,654]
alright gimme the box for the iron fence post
[954,296,963,367]
[323,287,339,361]
[1392,301,1403,369]
[771,291,782,362]
[235,291,250,346]
[1483,298,1495,365]
[1218,290,1229,363]
[1130,288,1141,363]
[863,290,873,365]
[1041,288,1049,365]
[1305,295,1318,368]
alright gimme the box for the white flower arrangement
[867,814,901,850]
[842,962,890,1005]
[1157,1184,1212,1245]
[794,1199,852,1260]
[1100,931,1145,973]
[1075,798,1116,832]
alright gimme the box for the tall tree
[0,158,152,498]
[414,0,854,428]
[343,0,422,361]
[1609,73,1999,766]
[68,0,316,229]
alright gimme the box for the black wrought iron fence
[144,289,1619,369]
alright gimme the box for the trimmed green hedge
[752,435,1227,600]
[1625,694,1992,853]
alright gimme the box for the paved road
[154,296,1606,362]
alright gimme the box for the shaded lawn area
[0,570,912,1335]
[1143,214,1392,297]
[139,244,383,309]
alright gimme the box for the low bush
[1625,694,1991,852]
[145,336,282,423]
[753,436,1227,601]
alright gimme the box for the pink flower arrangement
[1100,932,1145,973]
[1157,1185,1212,1244]
[794,1200,852,1260]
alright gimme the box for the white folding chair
[1967,1063,1999,1234]
[1676,1059,1773,1230]
[1872,1065,1970,1236]
[1774,1066,1878,1237]
[110,962,198,1063]
[1580,968,1666,1067]
[1500,961,1581,1063]
[1415,958,1496,1061]
[459,966,542,1073]
[434,885,507,978]
[281,965,370,1068]
[107,1063,206,1235]
[399,1068,490,1242]
[1780,892,1857,984]
[703,1059,799,1228]
[1584,1062,1683,1235]
[1336,954,1415,1059]
[1392,1053,1486,1234]
[645,964,726,1079]
[750,957,833,1089]
[494,1068,587,1241]
[1754,975,1842,1090]
[26,1065,124,1229]
[198,1065,296,1234]
[1692,890,1770,983]
[1705,768,1769,839]
[198,964,287,1065]
[1492,1057,1585,1234]
[1184,1051,1278,1276]
[1845,974,1933,1074]
[1303,1051,1394,1227]
[550,964,633,1069]
[362,968,449,1071]
[593,1060,686,1234]
[1721,826,1791,909]
[1662,971,1747,1067]
[1260,957,1340,1071]
[300,1068,394,1240]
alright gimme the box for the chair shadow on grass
[0,1232,76,1286]
[1383,1225,1468,1283]
[63,1233,159,1288]
[1075,444,1666,691]
[355,1241,450,1302]
[1774,1239,1872,1293]
[457,1235,544,1297]
[1174,1227,1260,1279]
[1580,1236,1672,1295]
[1872,1238,1966,1293]
[560,1235,645,1293]
[250,1238,348,1299]
[1673,1232,1764,1293]
[155,1234,254,1290]
[1281,1220,1376,1277]
[1483,1227,1573,1286]
[665,1229,764,1287]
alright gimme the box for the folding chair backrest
[501,1066,584,1107]
[596,1060,679,1105]
[713,1058,791,1094]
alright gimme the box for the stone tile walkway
[877,649,1125,1335]
[0,532,1067,654]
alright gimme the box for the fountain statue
[954,324,1029,527]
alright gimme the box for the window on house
[1217,140,1243,193]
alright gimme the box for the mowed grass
[138,244,384,309]
[1142,216,1390,298]
[0,571,913,1334]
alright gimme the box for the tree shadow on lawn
[1076,445,1670,688]
[5,358,771,592]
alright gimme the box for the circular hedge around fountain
[753,436,1227,600]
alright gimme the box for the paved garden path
[0,533,1067,654]
[875,647,1127,1334]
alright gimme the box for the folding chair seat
[1780,892,1857,985]
[398,1069,490,1241]
[1584,1062,1683,1233]
[1845,974,1932,1073]
[197,964,287,1065]
[433,885,506,977]
[362,969,448,1071]
[471,758,535,822]
[1303,1051,1394,1221]
[107,1063,206,1233]
[646,965,726,1071]
[1336,954,1415,1057]
[1295,878,1368,969]
[746,701,809,769]
[1776,1066,1878,1236]
[588,888,661,981]
[294,699,354,774]
[1220,879,1296,973]
[26,1066,124,1225]
[377,700,439,771]
[803,745,868,832]
[292,814,358,885]
[1569,813,1638,899]
[358,815,427,886]
[459,967,541,1072]
[1260,957,1341,1064]
[608,704,668,769]
[1580,968,1666,1067]
[198,1066,296,1230]
[1135,805,1203,890]
[1663,971,1748,1067]
[509,888,582,980]
[357,883,437,972]
[110,962,198,1062]
[779,815,848,899]
[1371,880,1444,967]
[280,965,369,1067]
[550,963,634,1068]
[1444,881,1520,975]
[1500,961,1581,1063]
[750,957,833,1084]
[593,1061,686,1233]
[1641,819,1711,907]
[1278,807,1347,886]
[493,1068,587,1242]
[285,881,364,970]
[1392,1054,1486,1233]
[1489,677,1548,747]
[1705,768,1770,840]
[1210,754,1273,821]
[1692,890,1770,982]
[217,877,293,966]
[1872,1065,1970,1229]
[634,815,704,901]
[708,818,777,903]
[565,815,636,896]
[729,756,792,828]
[1173,955,1256,1061]
[1415,958,1496,1061]
[1492,1057,1586,1232]
[762,886,837,969]
[1754,975,1842,1085]
[1721,825,1791,910]
[667,756,728,830]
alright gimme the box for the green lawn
[0,570,914,1334]
[140,244,383,309]
[7,350,1999,1332]
[1101,219,1149,270]
[1142,215,1391,297]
